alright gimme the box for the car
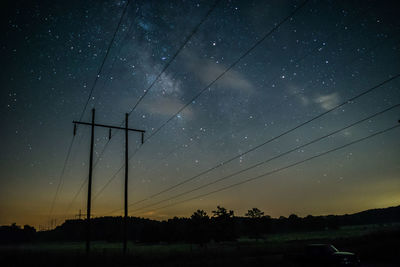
[304,244,360,266]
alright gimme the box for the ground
[0,223,399,266]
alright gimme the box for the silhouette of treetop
[245,208,264,219]
[191,209,209,220]
[212,206,234,219]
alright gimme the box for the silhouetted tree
[245,208,264,219]
[211,206,236,242]
[288,214,301,231]
[140,221,161,243]
[245,208,265,240]
[0,223,36,244]
[212,206,234,218]
[189,209,210,246]
[23,225,36,242]
[163,217,190,242]
[192,209,208,220]
[3,206,398,244]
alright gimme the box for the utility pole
[73,109,145,255]
[124,113,129,255]
[87,108,95,254]
[75,209,82,220]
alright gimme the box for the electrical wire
[91,0,223,199]
[129,103,400,213]
[48,0,131,223]
[135,123,400,214]
[120,73,400,208]
[64,3,139,217]
[127,0,221,115]
[136,22,399,178]
[142,0,310,143]
[78,0,131,122]
[93,0,311,201]
[48,135,76,221]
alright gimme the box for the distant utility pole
[73,108,145,254]
[75,209,82,220]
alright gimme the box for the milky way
[1,0,400,228]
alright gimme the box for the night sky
[1,0,400,228]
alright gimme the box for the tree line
[1,205,399,244]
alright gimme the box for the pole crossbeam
[73,121,145,134]
[73,108,144,254]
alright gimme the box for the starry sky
[1,0,400,228]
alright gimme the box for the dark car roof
[333,252,355,256]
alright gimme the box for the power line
[92,5,139,113]
[63,1,139,217]
[135,123,400,214]
[143,0,310,142]
[151,5,398,167]
[93,162,125,200]
[157,126,249,165]
[71,6,139,151]
[92,138,145,201]
[91,0,223,200]
[262,38,400,117]
[65,144,112,216]
[48,135,76,221]
[72,109,145,254]
[79,0,131,122]
[93,0,311,201]
[92,0,221,145]
[88,0,220,155]
[131,0,370,167]
[127,0,221,115]
[64,115,129,215]
[119,73,400,209]
[140,25,399,174]
[88,0,222,174]
[128,103,400,213]
[48,0,131,223]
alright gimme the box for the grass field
[1,223,399,266]
[265,223,400,242]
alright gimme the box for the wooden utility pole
[73,109,145,254]
[75,209,82,220]
[87,108,95,253]
[123,113,129,255]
